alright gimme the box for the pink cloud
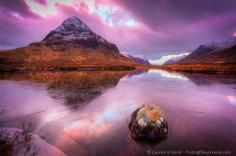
[33,0,47,6]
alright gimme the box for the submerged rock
[129,105,168,141]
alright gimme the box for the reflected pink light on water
[228,95,236,106]
[64,120,111,140]
[62,98,138,140]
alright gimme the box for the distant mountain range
[160,37,236,73]
[177,37,236,64]
[0,16,137,71]
[125,54,151,65]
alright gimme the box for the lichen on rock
[129,104,168,141]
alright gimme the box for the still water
[0,70,236,156]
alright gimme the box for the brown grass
[157,63,236,74]
[0,45,137,71]
[0,122,37,156]
[133,63,236,74]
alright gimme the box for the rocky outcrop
[129,105,168,141]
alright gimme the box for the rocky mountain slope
[0,16,136,71]
[157,38,236,73]
[178,38,236,64]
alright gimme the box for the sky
[0,0,236,61]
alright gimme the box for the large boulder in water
[129,105,168,141]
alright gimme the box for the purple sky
[0,0,236,59]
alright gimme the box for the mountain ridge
[158,37,236,73]
[178,37,236,64]
[125,54,151,65]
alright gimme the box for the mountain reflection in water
[0,71,132,109]
[183,72,236,86]
[0,70,236,156]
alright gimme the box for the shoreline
[0,65,135,72]
[1,63,236,74]
[135,63,236,74]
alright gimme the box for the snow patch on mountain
[204,37,236,50]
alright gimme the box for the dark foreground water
[0,70,236,156]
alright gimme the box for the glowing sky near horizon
[149,53,190,65]
[0,0,236,60]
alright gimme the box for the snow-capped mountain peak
[40,16,119,53]
[61,16,89,29]
[206,37,236,49]
[54,16,91,35]
[43,16,105,42]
